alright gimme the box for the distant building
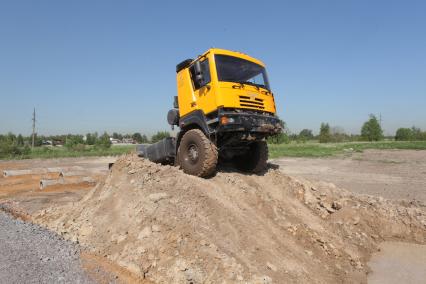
[53,140,64,146]
[110,138,121,144]
[42,140,53,146]
[122,138,135,144]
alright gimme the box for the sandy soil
[273,149,426,202]
[367,242,426,284]
[34,154,426,283]
[0,156,115,172]
[0,156,114,214]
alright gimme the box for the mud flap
[137,138,176,164]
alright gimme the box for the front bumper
[218,110,283,134]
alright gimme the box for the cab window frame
[189,58,211,90]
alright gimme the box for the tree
[96,132,112,149]
[132,133,140,143]
[132,132,148,143]
[361,114,383,141]
[298,129,314,141]
[65,134,85,149]
[33,134,43,147]
[411,126,422,140]
[395,126,426,141]
[151,131,170,143]
[288,133,298,141]
[268,133,289,144]
[141,134,148,143]
[85,132,98,145]
[267,120,290,144]
[395,128,412,141]
[0,133,26,158]
[7,132,16,143]
[112,132,123,141]
[16,134,24,146]
[319,123,331,143]
[330,126,349,143]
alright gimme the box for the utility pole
[32,108,36,148]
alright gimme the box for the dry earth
[367,241,426,284]
[0,156,114,214]
[34,154,426,283]
[0,157,132,283]
[273,149,426,202]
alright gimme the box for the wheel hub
[188,144,199,162]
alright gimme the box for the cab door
[189,57,216,115]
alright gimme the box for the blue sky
[0,0,425,136]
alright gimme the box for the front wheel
[234,141,268,173]
[177,129,218,177]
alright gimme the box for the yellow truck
[139,48,282,177]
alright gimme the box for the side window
[189,59,211,90]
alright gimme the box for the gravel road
[0,211,94,284]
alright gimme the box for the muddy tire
[234,141,268,173]
[177,129,218,177]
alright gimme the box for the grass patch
[1,145,135,160]
[4,140,426,160]
[268,141,426,159]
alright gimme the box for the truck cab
[176,48,276,117]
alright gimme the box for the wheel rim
[187,144,199,164]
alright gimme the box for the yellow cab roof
[200,48,266,67]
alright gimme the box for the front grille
[239,95,265,110]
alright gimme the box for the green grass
[2,145,136,160]
[3,140,426,160]
[268,141,426,159]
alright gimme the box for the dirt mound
[35,154,426,283]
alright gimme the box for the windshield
[215,54,270,90]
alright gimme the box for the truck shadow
[215,162,280,177]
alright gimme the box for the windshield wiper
[256,84,271,93]
[235,81,260,90]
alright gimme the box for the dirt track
[274,149,426,202]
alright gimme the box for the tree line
[2,114,425,158]
[0,131,171,159]
[269,114,426,144]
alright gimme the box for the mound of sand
[35,154,426,283]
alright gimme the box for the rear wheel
[234,141,268,173]
[177,129,218,177]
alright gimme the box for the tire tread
[177,129,218,177]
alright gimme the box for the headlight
[220,116,236,125]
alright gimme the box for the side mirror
[194,61,204,85]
